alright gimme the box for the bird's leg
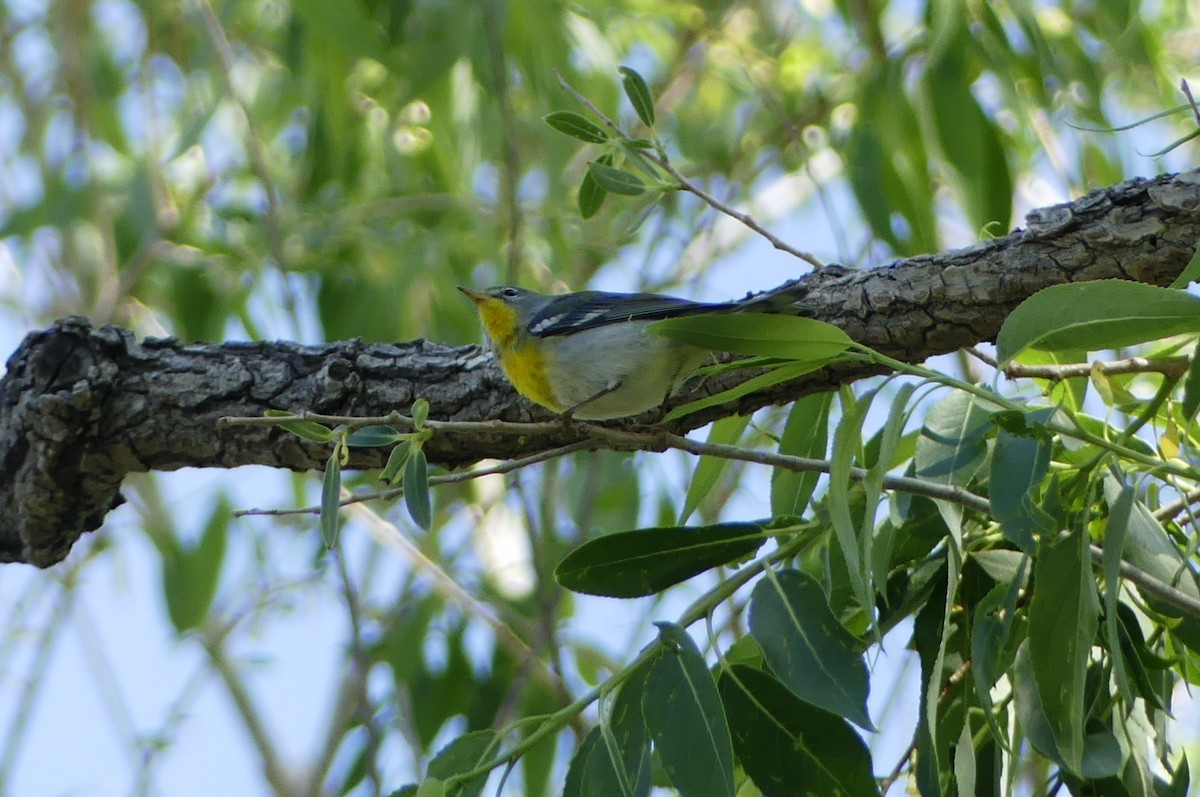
[559,380,623,423]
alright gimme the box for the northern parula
[459,285,757,420]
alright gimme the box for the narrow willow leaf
[381,440,413,484]
[321,451,342,548]
[1105,486,1136,704]
[864,382,916,606]
[618,65,655,126]
[1182,351,1200,421]
[555,523,765,598]
[426,729,499,797]
[643,623,734,797]
[163,495,230,634]
[718,666,880,797]
[969,561,1026,754]
[578,168,607,218]
[996,280,1200,365]
[1102,477,1200,654]
[914,390,992,485]
[748,569,874,730]
[1169,241,1200,288]
[411,398,430,428]
[405,447,432,530]
[1028,529,1099,775]
[1012,640,1060,763]
[544,110,609,143]
[651,314,853,360]
[827,386,874,620]
[988,427,1051,554]
[266,409,334,443]
[915,549,961,795]
[771,392,832,518]
[680,415,751,524]
[587,161,646,195]
[562,728,600,797]
[345,425,402,447]
[661,360,829,423]
[587,663,652,797]
[953,720,976,797]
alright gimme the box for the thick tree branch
[3,169,1199,565]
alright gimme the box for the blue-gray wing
[526,291,735,337]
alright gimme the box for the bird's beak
[457,286,486,304]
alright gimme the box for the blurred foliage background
[1,0,1198,795]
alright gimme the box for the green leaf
[321,451,342,548]
[996,281,1200,365]
[618,65,655,126]
[346,425,402,447]
[1105,486,1136,705]
[266,409,334,443]
[572,664,652,797]
[661,360,830,422]
[1102,477,1200,654]
[827,386,875,621]
[555,522,765,598]
[587,161,646,196]
[426,729,499,797]
[913,390,992,486]
[563,668,653,797]
[381,440,413,484]
[544,110,609,144]
[842,62,937,255]
[405,447,432,530]
[1027,529,1099,775]
[578,168,607,219]
[924,20,1012,235]
[1168,240,1200,288]
[643,623,735,797]
[770,392,833,517]
[748,569,874,730]
[162,495,230,634]
[718,666,880,797]
[988,422,1052,555]
[969,560,1027,754]
[411,398,430,428]
[650,314,853,361]
[680,415,750,524]
[562,728,600,797]
[1182,350,1200,421]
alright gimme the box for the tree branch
[3,169,1200,565]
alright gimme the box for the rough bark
[3,169,1199,566]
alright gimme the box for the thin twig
[1089,543,1200,617]
[967,347,1190,381]
[235,439,596,517]
[345,501,569,700]
[553,70,825,269]
[193,0,289,274]
[1153,486,1200,522]
[482,0,524,283]
[331,549,383,796]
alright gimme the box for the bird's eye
[501,287,520,298]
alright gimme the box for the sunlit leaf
[651,314,852,361]
[996,281,1200,365]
